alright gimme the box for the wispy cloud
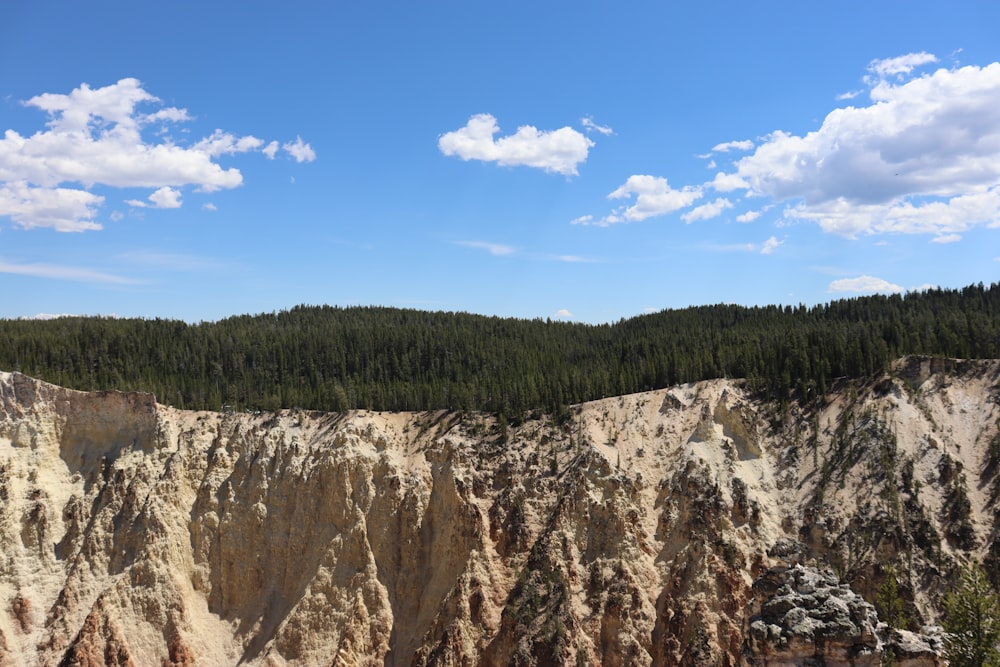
[581,116,614,135]
[454,240,516,256]
[0,259,139,284]
[439,113,594,176]
[118,251,224,271]
[710,139,754,153]
[552,254,597,263]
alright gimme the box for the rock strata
[1,359,995,665]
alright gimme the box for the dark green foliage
[876,565,910,630]
[942,563,1000,667]
[1,283,998,413]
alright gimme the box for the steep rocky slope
[0,357,997,665]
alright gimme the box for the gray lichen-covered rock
[746,565,946,666]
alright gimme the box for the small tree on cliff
[876,565,910,631]
[942,562,1000,667]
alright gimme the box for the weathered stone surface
[0,358,993,665]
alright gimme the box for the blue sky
[2,2,999,323]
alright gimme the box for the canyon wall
[0,357,997,665]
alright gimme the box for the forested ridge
[1,283,998,414]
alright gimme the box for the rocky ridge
[0,357,997,665]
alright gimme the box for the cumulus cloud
[555,308,573,318]
[0,78,314,232]
[736,209,762,223]
[579,54,1000,240]
[722,57,1000,238]
[596,175,702,225]
[681,197,733,223]
[126,186,182,209]
[760,236,783,254]
[827,275,903,294]
[0,182,103,231]
[193,130,265,157]
[710,171,748,192]
[283,136,316,163]
[439,113,594,176]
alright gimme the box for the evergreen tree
[943,563,1000,667]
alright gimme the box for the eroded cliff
[0,357,998,665]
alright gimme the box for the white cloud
[827,275,903,294]
[202,202,217,211]
[439,113,594,176]
[262,141,279,159]
[283,136,316,163]
[0,259,138,284]
[711,57,1000,239]
[710,171,748,192]
[126,185,182,209]
[23,313,75,320]
[581,117,614,135]
[455,240,516,256]
[193,130,264,157]
[569,215,594,226]
[931,233,962,244]
[836,90,863,101]
[711,139,754,153]
[789,187,1000,239]
[867,52,938,79]
[681,197,733,223]
[0,78,313,232]
[555,308,573,318]
[736,209,762,223]
[603,175,702,224]
[0,181,104,231]
[760,236,783,254]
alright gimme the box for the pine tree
[943,563,1000,667]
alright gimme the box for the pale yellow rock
[0,360,994,665]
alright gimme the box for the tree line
[0,283,997,415]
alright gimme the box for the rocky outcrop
[746,565,945,666]
[0,358,997,665]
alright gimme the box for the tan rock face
[0,358,997,665]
